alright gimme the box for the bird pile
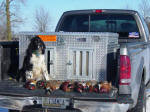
[25,80,115,94]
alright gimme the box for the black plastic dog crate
[0,41,19,80]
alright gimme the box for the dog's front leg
[25,71,33,80]
[42,63,51,81]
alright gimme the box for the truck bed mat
[0,80,117,100]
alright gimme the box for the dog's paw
[25,71,33,80]
[43,73,53,81]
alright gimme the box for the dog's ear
[37,36,46,54]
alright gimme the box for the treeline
[0,0,51,41]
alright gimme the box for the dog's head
[27,36,46,55]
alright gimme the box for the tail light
[119,55,131,85]
[95,10,103,13]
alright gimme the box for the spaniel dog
[17,36,51,82]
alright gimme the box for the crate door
[45,48,55,77]
[68,49,94,80]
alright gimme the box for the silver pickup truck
[0,9,150,112]
[55,9,150,112]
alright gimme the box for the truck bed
[0,81,133,112]
[0,80,117,100]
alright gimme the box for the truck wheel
[128,80,146,112]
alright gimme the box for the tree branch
[34,7,51,32]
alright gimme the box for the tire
[128,80,146,112]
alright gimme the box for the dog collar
[33,50,40,56]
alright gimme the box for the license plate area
[42,97,70,109]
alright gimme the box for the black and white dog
[17,36,51,82]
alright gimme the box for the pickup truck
[0,9,150,112]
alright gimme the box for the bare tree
[0,1,7,40]
[6,0,12,40]
[138,0,150,32]
[34,7,51,32]
[139,0,150,19]
[0,0,25,40]
[0,1,5,14]
[0,18,7,40]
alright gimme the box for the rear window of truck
[58,14,140,39]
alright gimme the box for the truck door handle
[67,60,72,65]
[48,60,53,65]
